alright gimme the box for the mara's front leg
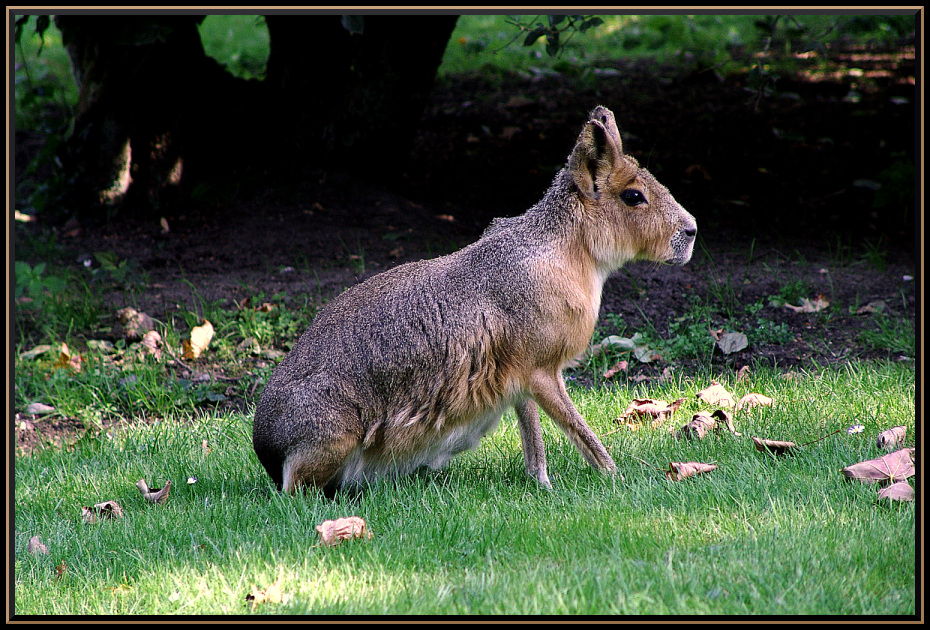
[528,370,617,474]
[515,398,551,488]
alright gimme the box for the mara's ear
[568,106,627,200]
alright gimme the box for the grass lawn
[14,361,915,615]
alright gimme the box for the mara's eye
[620,189,647,206]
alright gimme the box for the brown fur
[252,106,697,494]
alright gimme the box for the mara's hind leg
[282,430,362,495]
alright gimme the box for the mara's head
[568,106,697,269]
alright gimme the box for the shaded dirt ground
[13,40,918,450]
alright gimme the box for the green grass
[439,13,912,78]
[14,361,915,616]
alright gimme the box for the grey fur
[253,106,697,494]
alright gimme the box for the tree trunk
[52,15,458,220]
[264,15,458,171]
[55,16,220,217]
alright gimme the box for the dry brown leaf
[182,319,214,359]
[136,479,172,505]
[55,561,67,580]
[676,411,715,440]
[736,365,751,382]
[856,300,887,315]
[677,409,740,440]
[665,461,718,481]
[696,381,735,407]
[841,448,915,485]
[116,307,156,341]
[81,500,124,523]
[784,294,829,313]
[140,330,163,359]
[246,576,284,609]
[751,436,797,456]
[603,360,628,379]
[51,343,82,373]
[316,516,373,546]
[877,480,914,503]
[737,393,774,411]
[876,426,907,452]
[27,535,49,555]
[619,397,685,428]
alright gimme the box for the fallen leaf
[676,411,715,440]
[842,448,915,485]
[565,334,653,368]
[55,561,67,580]
[735,365,751,382]
[677,409,741,440]
[316,516,373,546]
[751,436,797,456]
[784,294,829,313]
[140,330,163,359]
[246,576,284,609]
[619,398,685,428]
[665,461,718,481]
[81,501,124,523]
[856,300,887,315]
[603,360,628,379]
[717,332,748,354]
[116,307,156,341]
[51,343,82,373]
[633,346,661,363]
[876,480,914,503]
[737,393,774,411]
[27,536,49,555]
[136,479,172,505]
[696,381,735,407]
[25,402,55,415]
[876,426,907,452]
[20,344,53,360]
[182,319,214,359]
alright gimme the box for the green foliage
[92,251,134,284]
[509,15,605,57]
[768,279,811,308]
[13,16,76,132]
[234,294,317,349]
[440,13,912,80]
[197,15,270,80]
[15,261,66,304]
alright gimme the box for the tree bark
[264,15,458,169]
[51,15,458,220]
